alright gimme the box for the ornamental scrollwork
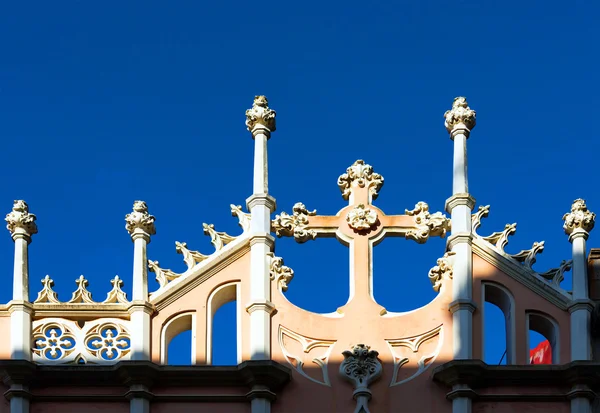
[428,252,455,292]
[405,202,450,244]
[563,198,595,236]
[346,204,378,231]
[268,253,294,292]
[340,344,382,413]
[337,160,384,201]
[271,202,317,243]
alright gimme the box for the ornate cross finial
[5,200,38,238]
[245,95,276,133]
[444,96,476,135]
[337,160,384,202]
[563,198,595,239]
[340,344,382,413]
[125,201,156,237]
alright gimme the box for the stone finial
[337,160,384,201]
[339,344,382,413]
[245,95,276,133]
[563,198,595,238]
[125,201,156,237]
[444,97,476,135]
[5,200,38,237]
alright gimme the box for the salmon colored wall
[151,251,251,364]
[270,272,454,413]
[30,403,129,413]
[0,317,10,359]
[472,255,570,364]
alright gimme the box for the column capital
[249,233,275,249]
[563,199,595,242]
[445,193,476,213]
[567,299,594,314]
[125,201,156,241]
[5,200,37,242]
[446,233,474,250]
[444,97,476,139]
[449,299,477,314]
[247,193,277,212]
[246,95,276,137]
[246,299,277,315]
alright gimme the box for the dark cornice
[432,359,600,389]
[0,360,291,402]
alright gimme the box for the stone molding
[0,360,291,402]
[445,193,476,214]
[246,300,277,315]
[446,233,473,250]
[567,299,595,314]
[246,193,277,212]
[448,299,477,315]
[249,233,275,248]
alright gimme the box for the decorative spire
[563,198,595,238]
[245,95,276,133]
[5,200,38,237]
[125,201,156,237]
[34,275,60,304]
[103,275,129,304]
[444,97,476,135]
[68,275,95,304]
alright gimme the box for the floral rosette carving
[346,204,378,231]
[563,198,595,236]
[405,202,450,243]
[338,160,384,201]
[271,202,317,243]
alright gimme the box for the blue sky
[0,1,598,365]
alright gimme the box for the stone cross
[271,160,450,315]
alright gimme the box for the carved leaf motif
[481,223,517,252]
[510,241,545,269]
[203,223,236,251]
[230,204,252,233]
[563,198,595,235]
[405,202,450,243]
[428,252,455,292]
[268,253,294,292]
[471,205,490,234]
[278,325,336,386]
[148,260,182,288]
[386,324,443,386]
[271,203,317,243]
[538,260,572,287]
[175,241,209,270]
[337,160,384,201]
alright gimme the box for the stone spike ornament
[68,275,96,304]
[340,344,383,413]
[125,201,156,236]
[34,275,61,304]
[6,200,38,237]
[103,276,129,304]
[563,198,595,238]
[443,96,476,135]
[245,95,276,133]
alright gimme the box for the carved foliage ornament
[338,160,384,201]
[6,200,38,236]
[563,198,595,236]
[405,202,450,243]
[268,253,294,292]
[125,201,156,236]
[428,252,455,292]
[272,202,317,243]
[346,204,378,231]
[340,344,382,413]
[444,96,476,133]
[245,95,276,132]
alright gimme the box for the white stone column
[245,96,277,413]
[125,200,156,362]
[562,199,595,413]
[444,98,477,413]
[5,200,37,413]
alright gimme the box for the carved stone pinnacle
[245,95,276,133]
[125,200,156,237]
[5,200,38,237]
[444,96,476,134]
[563,198,595,237]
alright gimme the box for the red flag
[529,340,551,364]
